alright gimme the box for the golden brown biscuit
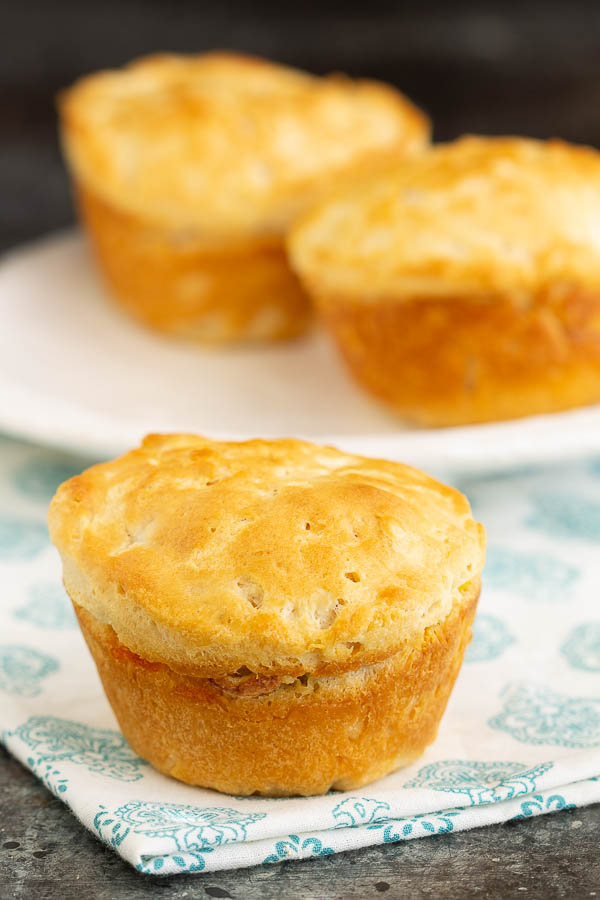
[288,136,600,424]
[59,53,429,342]
[49,434,485,796]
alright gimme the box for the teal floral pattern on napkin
[484,546,578,602]
[331,797,461,842]
[332,797,391,828]
[376,810,461,842]
[0,517,47,560]
[0,645,58,696]
[404,760,553,804]
[511,793,575,820]
[526,492,600,541]
[466,614,516,662]
[489,683,600,748]
[14,582,77,629]
[561,624,600,672]
[263,835,334,864]
[94,802,267,873]
[10,715,148,781]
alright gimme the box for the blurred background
[3,0,600,253]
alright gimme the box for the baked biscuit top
[49,434,484,677]
[288,136,600,299]
[59,52,428,238]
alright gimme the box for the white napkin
[1,434,599,874]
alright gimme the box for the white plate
[1,231,600,472]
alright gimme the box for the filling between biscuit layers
[211,666,357,697]
[209,651,403,699]
[210,669,292,696]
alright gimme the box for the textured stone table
[2,746,599,899]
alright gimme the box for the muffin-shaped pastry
[58,53,428,343]
[49,434,484,797]
[288,136,600,425]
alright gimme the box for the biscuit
[49,434,485,795]
[288,136,600,424]
[59,53,428,342]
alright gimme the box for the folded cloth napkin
[1,434,600,875]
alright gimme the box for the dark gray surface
[1,745,599,900]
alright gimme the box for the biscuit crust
[76,184,310,341]
[314,286,600,426]
[59,52,429,239]
[289,136,600,299]
[288,136,600,423]
[60,52,428,342]
[75,579,478,796]
[49,435,485,678]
